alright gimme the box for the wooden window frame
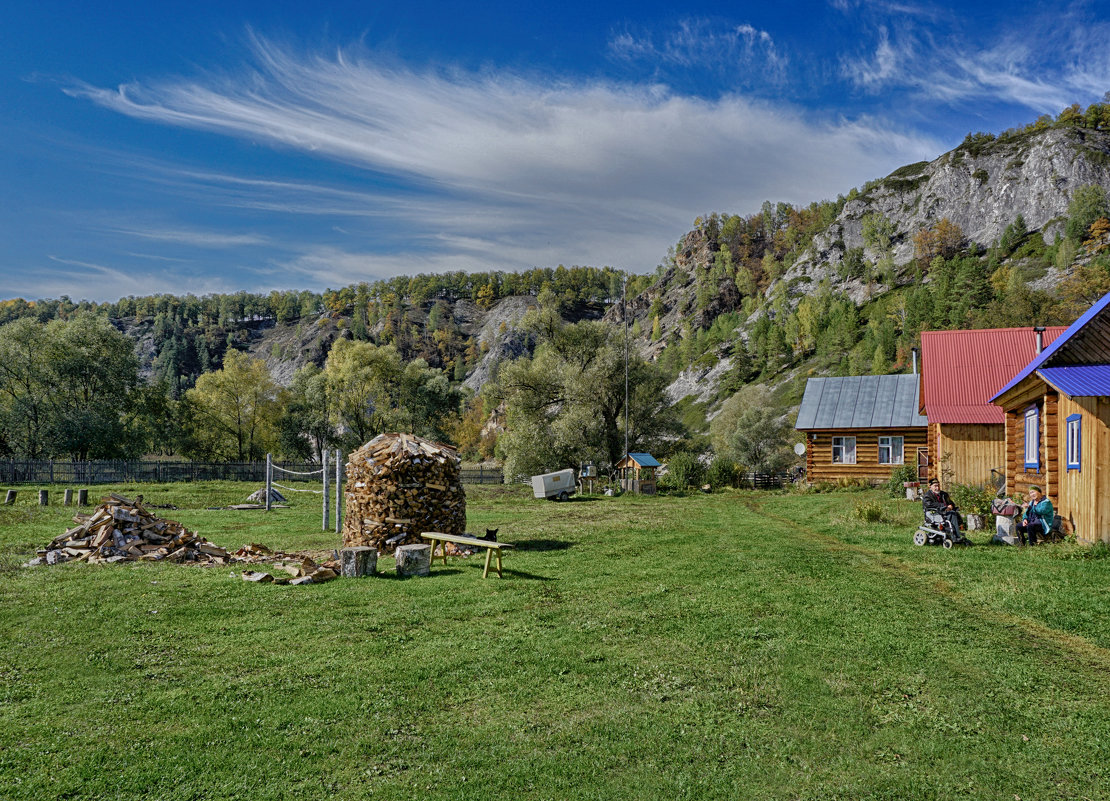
[1066,413,1081,471]
[877,435,904,465]
[831,436,856,465]
[1024,405,1039,471]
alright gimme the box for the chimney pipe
[1034,326,1045,354]
[911,347,918,375]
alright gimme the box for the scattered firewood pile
[29,493,229,567]
[342,432,466,553]
[234,543,340,585]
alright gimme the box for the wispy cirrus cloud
[607,18,786,83]
[45,31,948,301]
[840,7,1110,114]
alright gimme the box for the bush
[887,464,919,498]
[948,483,995,517]
[663,451,705,490]
[853,500,888,523]
[705,456,739,489]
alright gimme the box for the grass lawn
[2,482,1110,800]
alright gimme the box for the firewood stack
[31,493,229,566]
[342,433,466,553]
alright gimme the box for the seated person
[1017,485,1054,545]
[922,478,962,536]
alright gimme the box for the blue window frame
[1024,405,1039,471]
[1067,414,1082,471]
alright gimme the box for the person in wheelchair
[922,478,963,539]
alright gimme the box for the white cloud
[110,226,269,248]
[607,18,786,79]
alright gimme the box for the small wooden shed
[919,327,1066,486]
[795,374,928,484]
[991,291,1110,543]
[616,453,659,495]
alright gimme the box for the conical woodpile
[342,433,466,552]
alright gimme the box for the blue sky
[3,1,1109,303]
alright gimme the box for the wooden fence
[0,460,503,486]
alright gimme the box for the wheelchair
[913,505,969,549]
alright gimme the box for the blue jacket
[1023,498,1054,535]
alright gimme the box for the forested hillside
[2,103,1110,477]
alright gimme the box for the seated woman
[1017,485,1054,545]
[922,478,962,536]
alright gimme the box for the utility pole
[624,272,629,460]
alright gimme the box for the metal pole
[322,449,329,531]
[623,272,629,460]
[334,448,342,535]
[265,454,272,511]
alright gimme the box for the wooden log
[63,489,73,506]
[394,543,430,577]
[77,489,88,506]
[340,546,377,577]
[38,490,49,506]
[4,490,15,505]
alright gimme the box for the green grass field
[2,483,1110,800]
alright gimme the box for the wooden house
[919,327,1066,486]
[795,375,928,483]
[991,291,1110,543]
[616,453,659,495]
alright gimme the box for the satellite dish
[794,442,806,456]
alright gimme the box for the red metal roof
[920,327,1067,424]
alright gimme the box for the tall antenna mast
[624,272,629,459]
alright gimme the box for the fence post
[265,454,272,512]
[322,450,329,532]
[335,448,342,535]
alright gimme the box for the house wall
[803,427,927,483]
[929,422,1005,487]
[1056,394,1110,544]
[1003,382,1060,512]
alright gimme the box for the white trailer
[531,469,576,501]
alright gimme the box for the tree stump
[4,490,15,505]
[38,490,48,506]
[77,489,88,506]
[63,489,73,506]
[993,514,1018,545]
[340,546,377,578]
[394,543,430,577]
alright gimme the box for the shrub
[664,451,705,490]
[705,456,739,489]
[853,500,888,523]
[948,483,995,517]
[887,464,919,498]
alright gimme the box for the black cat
[481,528,498,542]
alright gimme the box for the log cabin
[990,291,1110,544]
[795,374,928,484]
[919,327,1066,487]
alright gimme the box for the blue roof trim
[1037,365,1110,397]
[991,291,1110,402]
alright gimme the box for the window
[1067,414,1082,471]
[1024,406,1039,471]
[832,436,856,464]
[878,436,904,465]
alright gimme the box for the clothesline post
[334,448,342,535]
[265,454,272,512]
[322,449,330,532]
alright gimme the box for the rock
[242,571,274,583]
[289,576,315,586]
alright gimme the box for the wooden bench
[421,532,514,579]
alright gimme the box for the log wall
[803,427,927,483]
[1003,383,1060,520]
[928,422,1005,487]
[1056,394,1110,544]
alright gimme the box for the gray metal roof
[795,374,928,430]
